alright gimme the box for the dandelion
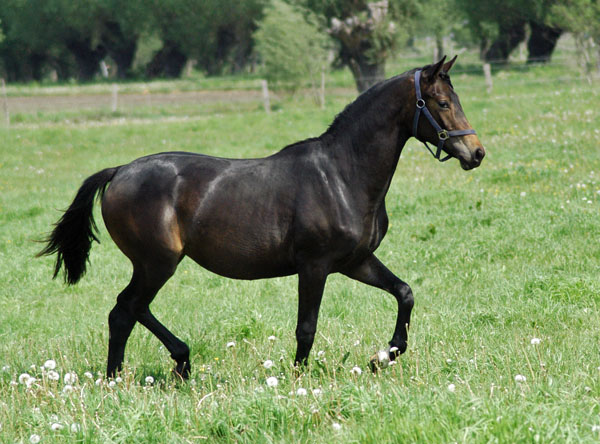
[62,385,73,395]
[115,377,123,384]
[29,434,41,444]
[317,350,325,358]
[446,358,453,364]
[145,376,154,385]
[312,388,322,396]
[514,374,526,383]
[266,376,278,387]
[530,337,541,345]
[1,365,9,372]
[353,340,360,346]
[520,191,527,197]
[71,423,81,433]
[447,383,456,392]
[47,370,59,381]
[108,381,116,388]
[84,372,93,379]
[263,360,274,369]
[19,373,32,385]
[50,423,64,431]
[350,366,362,376]
[332,422,342,431]
[296,387,307,396]
[267,335,277,342]
[43,359,57,370]
[95,378,102,386]
[63,372,77,385]
[226,341,236,349]
[592,425,600,432]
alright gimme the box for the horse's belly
[184,235,296,280]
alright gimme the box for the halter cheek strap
[412,69,476,162]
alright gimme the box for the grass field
[1,45,600,443]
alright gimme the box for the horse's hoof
[173,361,191,380]
[369,350,391,373]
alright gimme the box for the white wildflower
[592,425,600,432]
[317,350,325,358]
[95,378,103,386]
[296,387,307,396]
[312,388,322,396]
[514,374,526,383]
[145,376,154,385]
[115,377,122,383]
[350,366,362,376]
[50,423,64,431]
[62,384,73,394]
[520,191,527,197]
[71,423,81,433]
[263,360,274,369]
[226,341,236,348]
[84,372,93,379]
[332,422,342,431]
[447,383,456,392]
[63,372,77,385]
[47,370,59,381]
[18,373,32,385]
[266,376,278,387]
[530,337,541,345]
[108,381,116,388]
[43,359,57,370]
[268,335,277,342]
[29,434,41,444]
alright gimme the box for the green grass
[1,46,600,443]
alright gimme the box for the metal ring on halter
[437,129,449,140]
[416,99,425,109]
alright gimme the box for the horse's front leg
[343,254,414,361]
[294,263,328,366]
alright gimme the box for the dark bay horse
[39,56,485,378]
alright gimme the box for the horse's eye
[439,101,450,109]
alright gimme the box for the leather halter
[412,69,476,162]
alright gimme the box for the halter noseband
[412,69,476,162]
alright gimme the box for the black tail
[37,167,120,285]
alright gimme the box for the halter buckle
[416,99,425,109]
[438,129,449,140]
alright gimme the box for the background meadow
[1,44,600,443]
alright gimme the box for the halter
[412,69,476,162]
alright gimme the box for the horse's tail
[37,167,120,285]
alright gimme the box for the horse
[38,56,485,378]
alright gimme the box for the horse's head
[413,56,485,170]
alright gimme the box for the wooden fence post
[261,79,271,114]
[483,63,493,93]
[1,78,9,127]
[111,83,118,112]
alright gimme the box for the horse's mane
[324,69,416,138]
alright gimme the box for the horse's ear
[443,55,458,73]
[423,56,446,82]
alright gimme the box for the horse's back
[101,151,300,278]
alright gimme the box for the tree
[455,0,562,63]
[254,0,330,90]
[303,0,412,92]
[550,0,600,74]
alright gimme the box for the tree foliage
[254,0,330,90]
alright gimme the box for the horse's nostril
[474,147,485,163]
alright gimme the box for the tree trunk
[484,20,526,63]
[66,38,107,81]
[527,22,562,63]
[145,41,187,78]
[101,21,138,79]
[348,56,385,93]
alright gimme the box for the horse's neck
[324,84,412,204]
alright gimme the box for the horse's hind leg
[107,260,191,379]
[342,254,414,362]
